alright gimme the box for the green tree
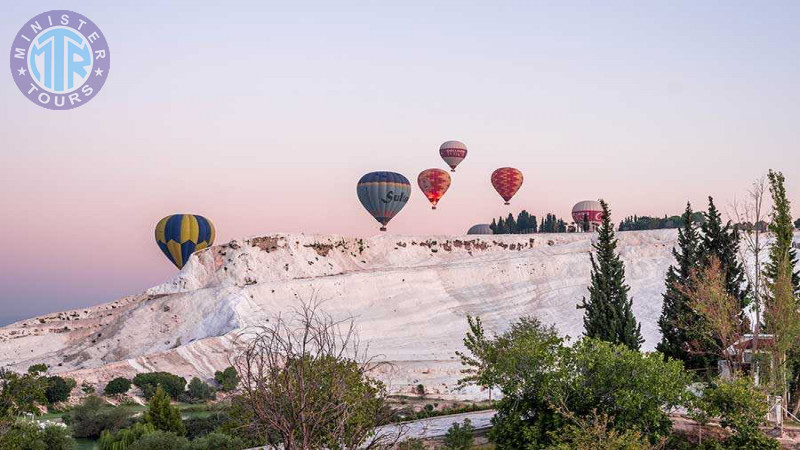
[657,202,713,370]
[143,386,185,436]
[213,367,239,392]
[700,197,749,313]
[794,218,800,229]
[0,370,46,415]
[764,170,799,295]
[188,432,244,450]
[44,376,75,404]
[0,420,75,450]
[184,378,215,403]
[132,372,186,400]
[26,364,47,375]
[63,395,134,438]
[98,423,156,450]
[444,418,474,449]
[578,200,643,350]
[104,377,132,396]
[127,431,188,450]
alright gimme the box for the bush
[143,386,185,436]
[213,367,239,392]
[183,377,215,403]
[133,372,186,400]
[184,411,229,440]
[546,411,658,449]
[188,432,244,450]
[105,377,132,396]
[44,376,75,404]
[397,438,426,450]
[27,364,47,375]
[444,418,474,449]
[98,422,156,450]
[63,395,134,438]
[127,430,189,450]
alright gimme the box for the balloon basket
[451,169,456,172]
[432,206,437,210]
[380,227,387,232]
[504,201,510,205]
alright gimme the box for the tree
[0,370,46,415]
[188,432,245,450]
[104,377,132,396]
[44,376,75,404]
[680,258,747,373]
[232,299,397,450]
[0,420,75,450]
[764,257,800,410]
[26,364,47,375]
[98,423,156,450]
[700,197,749,314]
[657,202,708,369]
[545,410,659,450]
[213,367,239,392]
[63,395,134,438]
[794,218,800,229]
[133,372,186,400]
[444,418,474,449]
[143,386,185,436]
[578,199,643,350]
[127,430,189,450]
[764,170,799,296]
[184,377,215,403]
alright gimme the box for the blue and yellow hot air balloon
[155,214,215,269]
[357,171,411,231]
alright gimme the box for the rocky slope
[0,230,682,398]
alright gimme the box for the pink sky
[1,1,799,321]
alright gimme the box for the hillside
[0,230,680,398]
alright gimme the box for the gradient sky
[2,1,799,324]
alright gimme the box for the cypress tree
[143,386,185,436]
[765,170,800,295]
[578,200,644,350]
[657,202,712,369]
[700,197,750,312]
[489,218,497,234]
[506,213,517,234]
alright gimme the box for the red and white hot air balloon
[572,200,603,231]
[439,141,467,172]
[491,167,523,205]
[417,169,451,209]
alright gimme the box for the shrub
[0,419,75,450]
[397,438,426,450]
[63,395,134,438]
[213,367,239,392]
[127,430,189,450]
[143,386,186,436]
[184,411,229,440]
[133,372,186,400]
[27,364,47,375]
[546,411,659,450]
[105,377,132,396]
[188,432,245,450]
[444,418,474,450]
[44,376,75,404]
[98,422,156,450]
[183,377,215,403]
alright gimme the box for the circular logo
[9,10,110,110]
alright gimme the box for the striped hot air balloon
[491,167,524,205]
[357,171,411,231]
[155,214,216,269]
[417,168,451,210]
[439,141,467,172]
[572,200,603,231]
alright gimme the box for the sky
[1,1,800,324]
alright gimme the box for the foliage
[98,422,156,450]
[183,378,215,404]
[795,218,800,229]
[545,410,659,450]
[578,199,643,350]
[443,418,474,450]
[104,377,132,396]
[691,377,779,449]
[233,300,394,450]
[0,419,75,450]
[490,210,539,234]
[187,432,244,450]
[126,430,189,450]
[132,372,186,400]
[618,211,704,232]
[0,369,46,415]
[26,364,47,375]
[213,367,239,392]
[764,170,800,295]
[397,438,426,450]
[63,395,134,438]
[143,386,185,436]
[184,411,229,440]
[44,376,75,404]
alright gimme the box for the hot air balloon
[491,167,523,205]
[467,224,493,235]
[439,141,467,172]
[357,171,411,231]
[572,200,603,232]
[155,214,215,269]
[417,169,451,210]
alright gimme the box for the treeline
[618,212,705,231]
[489,210,568,234]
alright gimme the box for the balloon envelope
[467,224,494,235]
[439,141,467,172]
[572,200,604,226]
[357,171,411,231]
[491,167,524,204]
[155,214,215,269]
[417,169,451,209]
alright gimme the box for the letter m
[14,48,25,59]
